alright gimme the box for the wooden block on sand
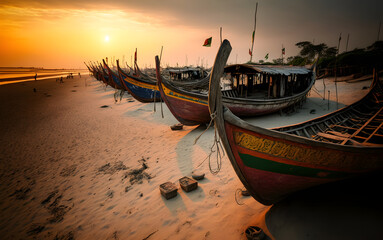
[179,176,198,192]
[159,182,178,200]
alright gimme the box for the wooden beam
[363,121,383,143]
[341,106,383,145]
[317,132,363,146]
[317,132,347,141]
[327,131,351,138]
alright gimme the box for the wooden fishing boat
[154,60,210,125]
[103,59,124,90]
[84,62,93,76]
[208,40,383,205]
[116,60,161,103]
[85,62,102,82]
[165,67,208,81]
[154,55,315,126]
[97,63,111,86]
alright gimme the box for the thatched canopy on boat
[222,64,313,99]
[164,67,208,81]
[224,64,311,76]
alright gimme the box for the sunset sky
[0,0,382,69]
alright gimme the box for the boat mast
[220,27,223,44]
[249,2,258,63]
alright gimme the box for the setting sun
[104,35,110,42]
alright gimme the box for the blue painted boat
[116,60,161,103]
[98,63,110,86]
[103,59,124,90]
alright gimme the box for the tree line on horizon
[260,40,383,76]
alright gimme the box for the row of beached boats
[85,40,383,205]
[85,53,315,126]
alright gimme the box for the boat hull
[155,58,314,126]
[116,63,161,103]
[158,80,310,125]
[207,39,383,206]
[109,72,124,89]
[223,121,382,204]
[224,96,303,117]
[103,60,123,89]
[120,75,161,103]
[158,83,210,125]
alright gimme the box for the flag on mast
[282,47,285,55]
[249,49,252,56]
[265,53,269,60]
[203,37,212,47]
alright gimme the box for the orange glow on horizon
[1,2,381,69]
[0,5,213,69]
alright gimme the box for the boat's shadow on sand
[266,172,383,239]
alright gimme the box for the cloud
[0,0,256,31]
[1,0,383,68]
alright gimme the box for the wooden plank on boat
[317,124,325,132]
[327,131,351,138]
[331,125,358,131]
[302,128,310,138]
[309,126,317,134]
[341,106,383,145]
[317,132,347,141]
[317,132,364,146]
[363,121,383,143]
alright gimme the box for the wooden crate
[179,176,198,192]
[159,182,178,200]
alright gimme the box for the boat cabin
[166,67,208,81]
[223,64,313,99]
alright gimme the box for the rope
[193,112,216,145]
[208,126,224,175]
[311,86,325,99]
[308,87,332,110]
[119,90,125,102]
[194,111,225,175]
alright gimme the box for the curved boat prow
[155,55,161,85]
[209,40,383,206]
[208,39,232,119]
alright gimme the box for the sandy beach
[0,74,381,240]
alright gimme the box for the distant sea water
[0,67,89,85]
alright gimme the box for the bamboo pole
[249,2,258,62]
[334,33,341,109]
[159,46,164,118]
[328,90,330,110]
[220,27,223,44]
[345,34,350,52]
